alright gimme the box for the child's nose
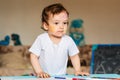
[59,24,64,28]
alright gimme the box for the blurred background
[0,0,120,45]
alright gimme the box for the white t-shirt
[29,32,79,76]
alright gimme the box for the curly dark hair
[41,3,69,30]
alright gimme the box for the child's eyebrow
[53,20,68,22]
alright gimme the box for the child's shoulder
[37,32,48,37]
[36,32,48,40]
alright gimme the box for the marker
[91,77,116,79]
[72,78,85,80]
[55,77,66,79]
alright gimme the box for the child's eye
[63,22,69,25]
[54,22,59,25]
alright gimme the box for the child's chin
[53,33,65,38]
[55,35,63,38]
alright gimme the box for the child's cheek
[64,27,67,33]
[50,26,55,33]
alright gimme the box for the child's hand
[36,71,50,78]
[74,71,89,76]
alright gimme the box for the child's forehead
[49,11,68,21]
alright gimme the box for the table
[0,74,120,80]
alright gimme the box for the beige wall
[0,0,120,45]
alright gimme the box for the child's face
[44,11,69,38]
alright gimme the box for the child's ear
[43,22,48,30]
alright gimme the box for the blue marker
[55,77,66,79]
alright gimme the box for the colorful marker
[72,78,85,80]
[55,77,66,79]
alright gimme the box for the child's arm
[30,53,50,78]
[70,54,89,76]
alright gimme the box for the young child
[29,3,89,78]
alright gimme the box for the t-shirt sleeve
[68,37,79,56]
[29,36,41,56]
